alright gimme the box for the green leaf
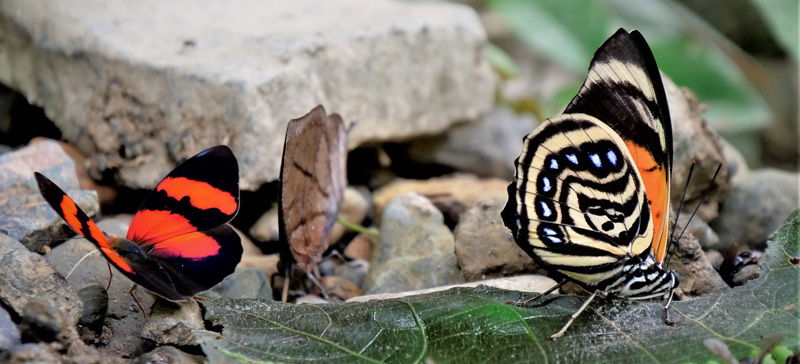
[486,0,612,72]
[198,209,800,363]
[486,43,520,80]
[487,0,771,131]
[648,35,770,132]
[749,0,799,60]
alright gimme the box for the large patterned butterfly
[502,28,678,339]
[35,145,243,305]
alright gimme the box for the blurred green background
[465,0,797,170]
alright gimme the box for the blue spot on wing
[539,201,552,217]
[589,153,601,167]
[549,158,559,170]
[547,236,563,244]
[607,150,618,166]
[566,153,578,164]
[541,176,551,192]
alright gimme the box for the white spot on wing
[607,150,618,166]
[540,201,552,217]
[589,153,601,167]
[566,153,578,164]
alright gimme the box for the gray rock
[454,199,539,281]
[0,233,83,326]
[6,341,121,364]
[408,106,538,180]
[44,217,155,357]
[0,140,99,252]
[203,268,272,300]
[363,192,464,294]
[666,231,728,298]
[0,306,20,351]
[0,0,494,190]
[141,299,203,347]
[318,256,341,277]
[249,206,280,243]
[19,298,62,343]
[76,285,108,334]
[333,259,370,289]
[711,169,799,250]
[672,213,720,250]
[329,187,372,244]
[7,343,62,364]
[665,77,731,221]
[131,346,203,364]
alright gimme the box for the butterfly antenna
[664,162,695,267]
[673,163,723,255]
[106,262,113,290]
[65,249,100,280]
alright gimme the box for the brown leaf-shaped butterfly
[278,105,348,278]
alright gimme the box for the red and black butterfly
[35,145,242,302]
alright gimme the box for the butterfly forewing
[563,29,673,263]
[34,172,136,275]
[127,146,240,246]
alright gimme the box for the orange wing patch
[625,141,670,263]
[157,177,237,215]
[127,209,198,245]
[148,231,221,261]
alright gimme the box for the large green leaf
[198,209,800,363]
[486,0,771,132]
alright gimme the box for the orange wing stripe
[626,141,670,263]
[60,196,111,250]
[149,231,221,261]
[157,177,237,215]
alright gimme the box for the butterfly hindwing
[148,224,241,296]
[127,145,240,246]
[563,29,673,263]
[503,114,654,286]
[279,105,348,273]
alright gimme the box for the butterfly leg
[550,289,600,339]
[306,272,330,300]
[662,286,676,326]
[128,285,147,320]
[281,265,291,303]
[508,280,566,307]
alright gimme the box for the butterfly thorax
[108,237,150,268]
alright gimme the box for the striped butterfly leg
[507,280,567,306]
[663,284,677,326]
[550,289,603,340]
